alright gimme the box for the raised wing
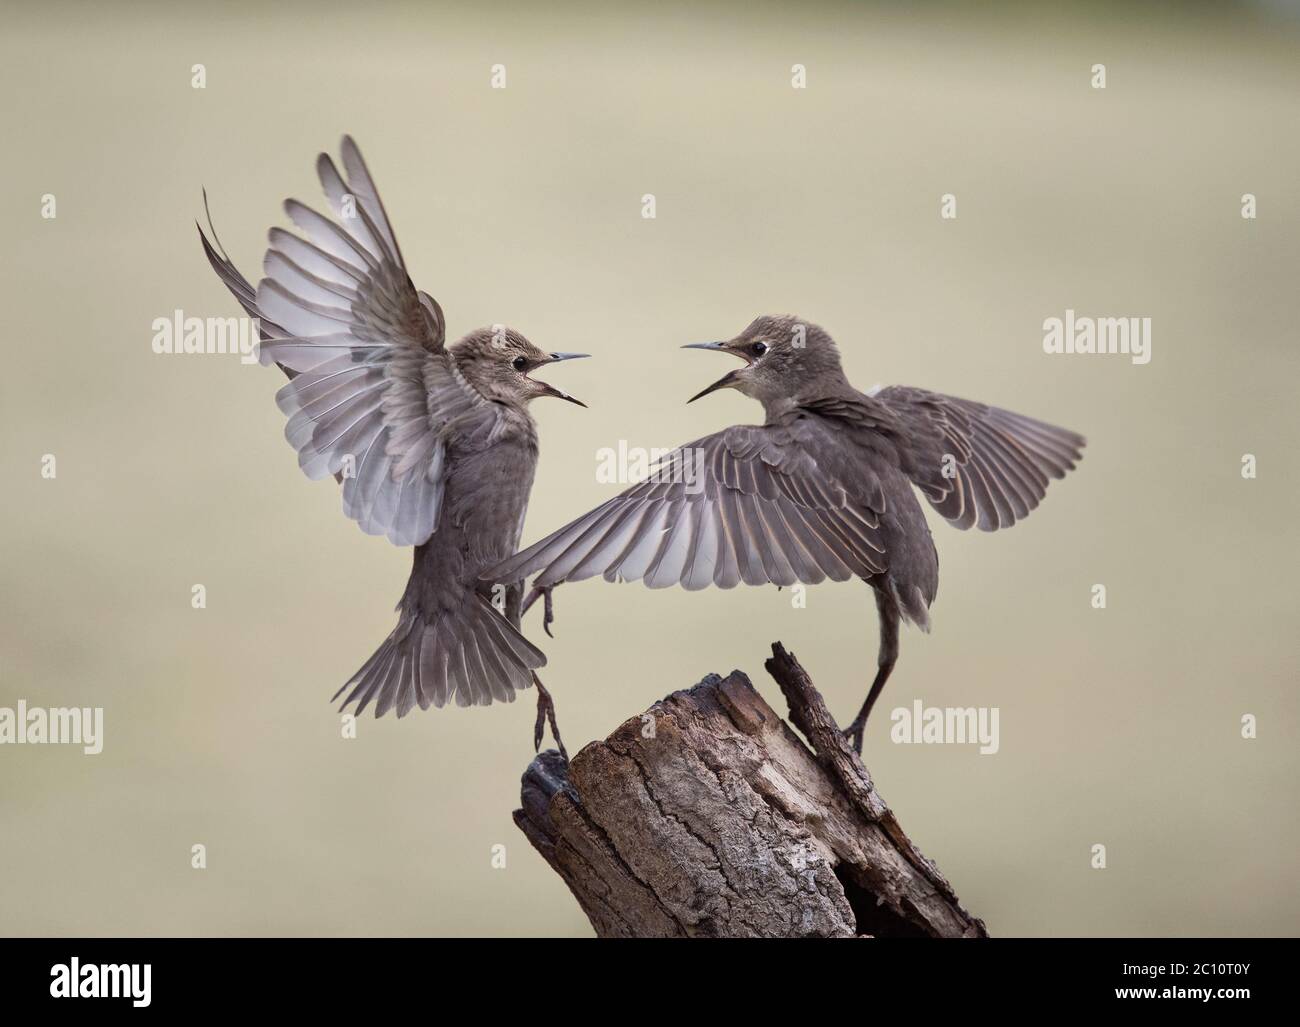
[487,421,890,591]
[845,387,1084,532]
[199,136,481,546]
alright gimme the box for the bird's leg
[844,590,900,755]
[522,583,557,638]
[531,672,568,761]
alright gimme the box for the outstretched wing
[199,136,482,546]
[847,386,1085,532]
[486,420,891,591]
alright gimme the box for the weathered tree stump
[513,642,988,938]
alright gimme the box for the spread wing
[486,420,890,591]
[845,387,1085,532]
[199,136,485,546]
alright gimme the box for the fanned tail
[332,595,547,718]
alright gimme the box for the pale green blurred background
[1,1,1297,937]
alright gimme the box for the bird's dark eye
[512,355,528,371]
[750,341,769,356]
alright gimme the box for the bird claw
[842,720,866,756]
[522,584,557,638]
[532,673,568,762]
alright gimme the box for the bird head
[452,327,588,409]
[683,315,845,410]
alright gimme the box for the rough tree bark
[513,642,988,938]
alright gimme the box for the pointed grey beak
[686,370,740,404]
[536,352,589,407]
[683,341,742,403]
[535,379,587,407]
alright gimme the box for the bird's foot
[842,718,866,756]
[522,584,557,638]
[532,673,568,762]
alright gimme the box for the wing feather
[869,386,1084,533]
[486,422,890,590]
[199,137,474,547]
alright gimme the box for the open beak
[682,341,744,403]
[535,352,589,407]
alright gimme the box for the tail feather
[333,596,546,717]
